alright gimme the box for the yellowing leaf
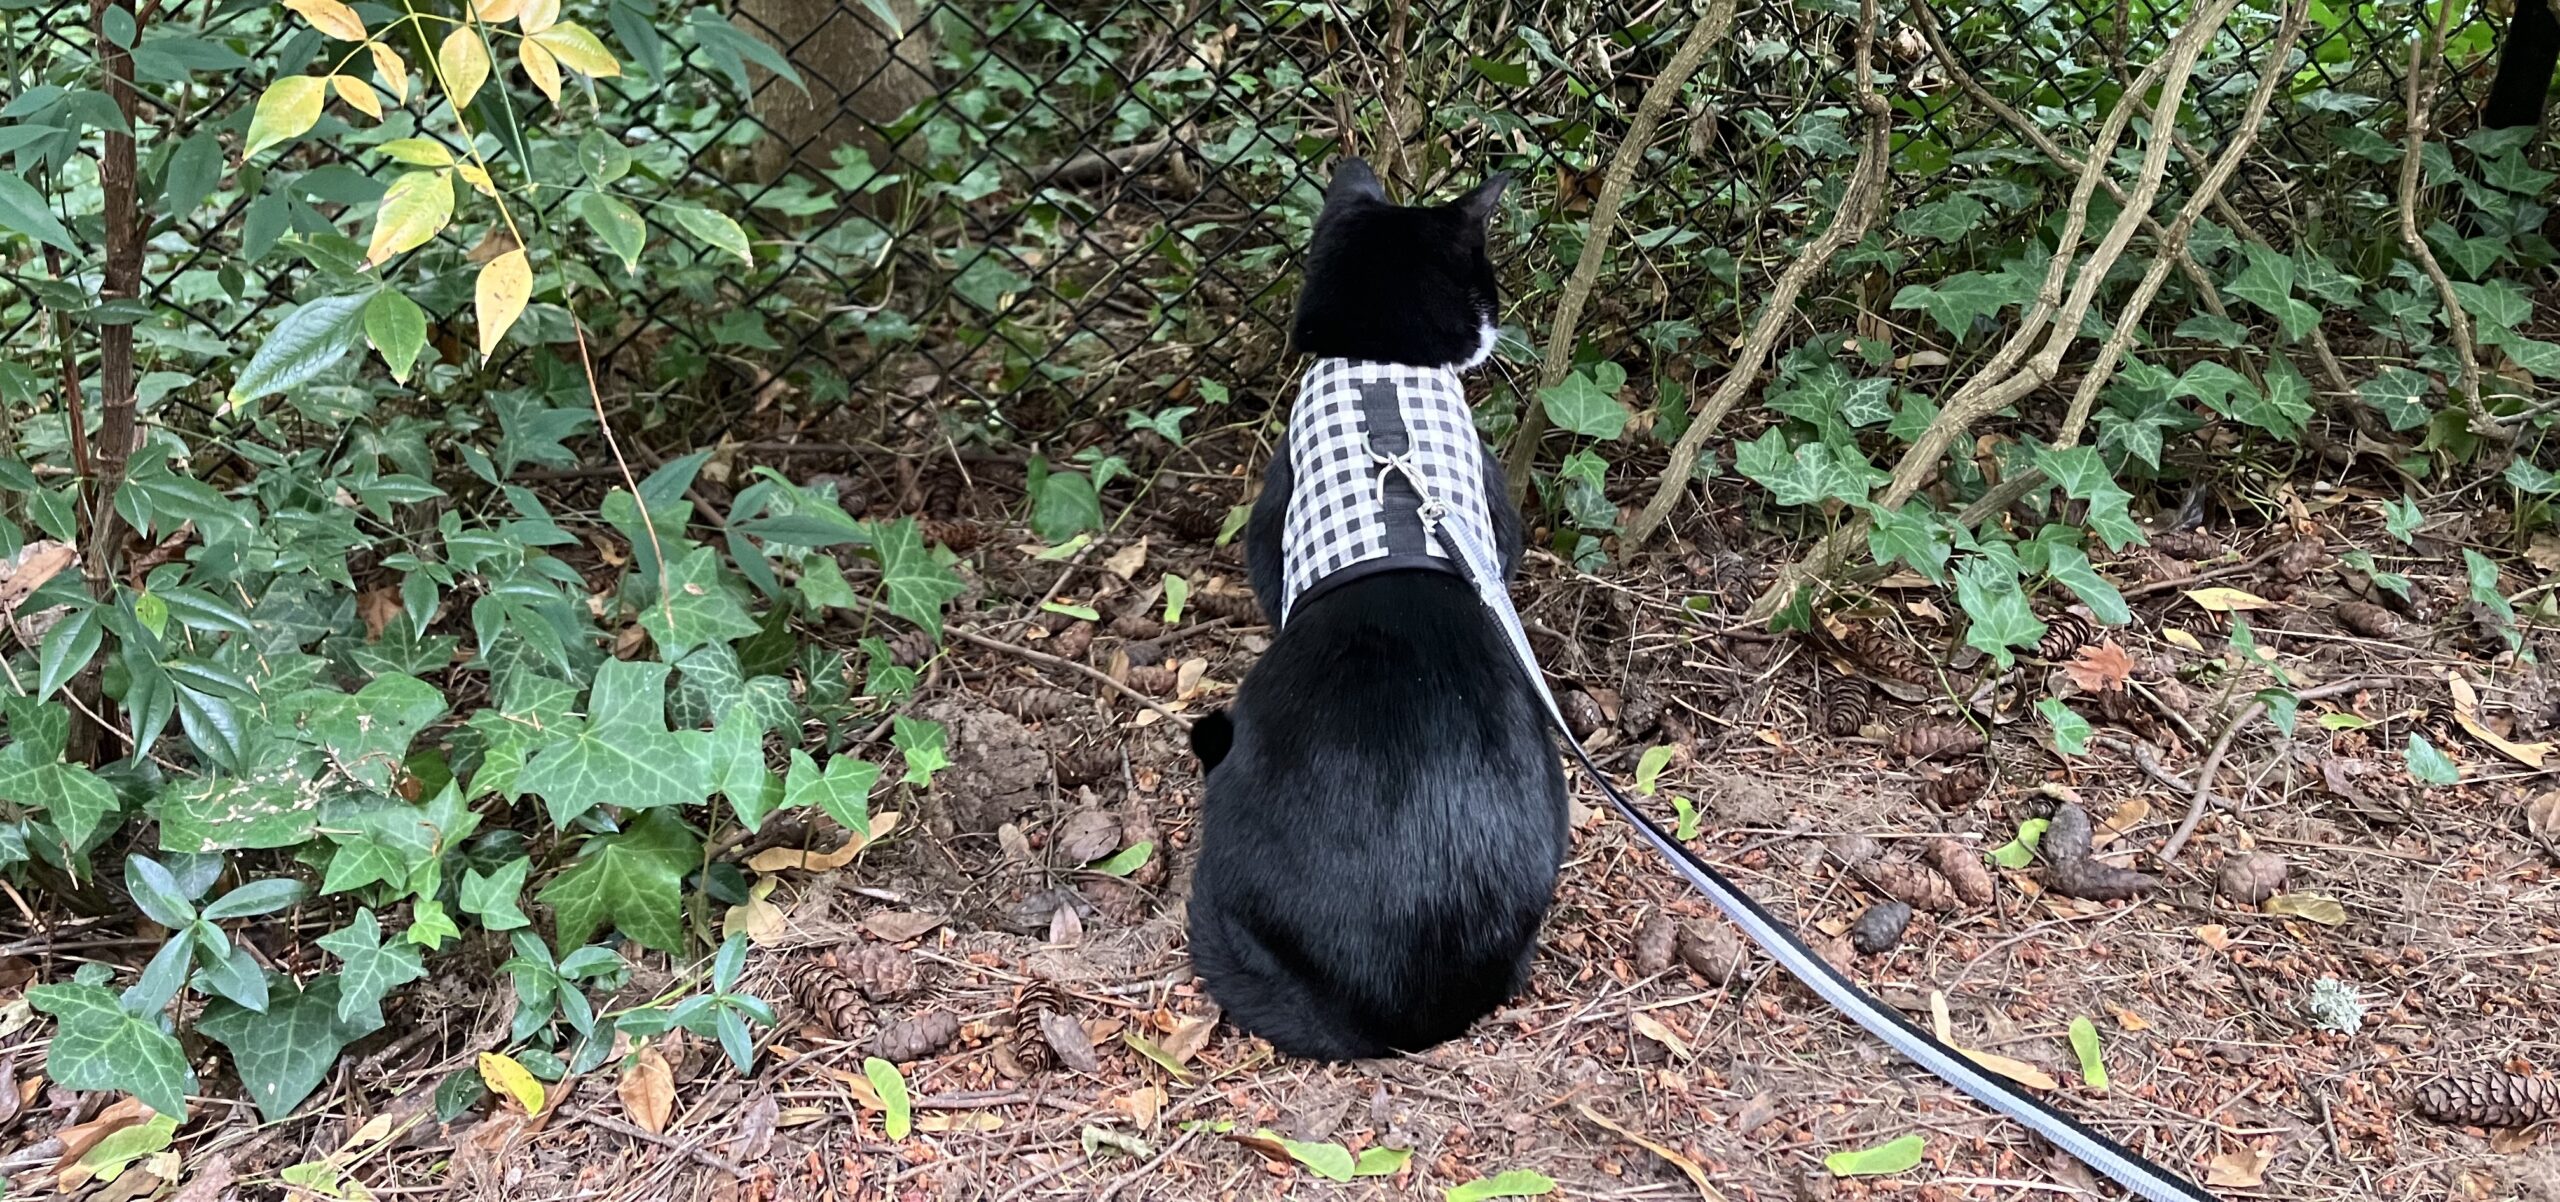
[863,1057,911,1140]
[331,74,382,119]
[1959,1046,2060,1091]
[474,249,531,356]
[518,39,562,102]
[2183,586,2273,612]
[369,42,410,102]
[617,1047,673,1134]
[373,138,452,168]
[455,163,497,197]
[2448,670,2550,767]
[517,0,559,32]
[243,75,327,160]
[2067,1017,2108,1091]
[283,0,366,40]
[532,24,621,78]
[1628,1011,1692,1060]
[1572,1104,1717,1198]
[918,1112,1003,1133]
[2260,892,2349,925]
[366,170,453,266]
[2162,627,2206,652]
[1824,1134,1926,1178]
[470,0,524,22]
[438,27,491,109]
[478,1051,545,1115]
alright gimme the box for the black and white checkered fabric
[1278,358,1495,624]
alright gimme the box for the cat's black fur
[1183,160,1569,1062]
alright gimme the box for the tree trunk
[70,0,143,764]
[736,0,936,183]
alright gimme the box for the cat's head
[1289,158,1509,371]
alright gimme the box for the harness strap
[1385,461,2219,1202]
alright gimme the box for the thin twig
[2159,676,2375,866]
[1625,0,1891,548]
[2397,1,2499,437]
[2120,544,2294,600]
[1093,1123,1204,1202]
[1502,0,1740,499]
[568,1108,752,1179]
[949,625,1194,728]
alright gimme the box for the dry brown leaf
[53,1097,151,1173]
[357,585,403,641]
[1159,1011,1218,1065]
[617,1046,674,1135]
[2184,587,2274,612]
[2111,1007,2152,1032]
[2448,671,2551,768]
[745,837,864,875]
[723,874,785,945]
[734,1092,779,1160]
[861,910,946,943]
[166,1153,233,1202]
[2261,893,2349,925]
[0,541,76,613]
[1574,1103,1727,1200]
[2094,796,2151,847]
[1101,539,1148,581]
[1174,657,1209,699]
[1046,901,1084,947]
[2063,640,2137,693]
[2205,1147,2271,1188]
[1037,1010,1101,1074]
[2194,924,2234,951]
[918,1112,1004,1133]
[1629,1011,1693,1060]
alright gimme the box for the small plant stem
[2158,677,2374,867]
[2397,0,2500,439]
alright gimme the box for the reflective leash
[1380,454,2220,1202]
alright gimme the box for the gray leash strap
[1406,491,2219,1202]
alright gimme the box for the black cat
[1182,160,1569,1061]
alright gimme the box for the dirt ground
[11,414,2559,1202]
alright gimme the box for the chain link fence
[0,0,2525,456]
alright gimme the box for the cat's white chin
[1453,320,1498,371]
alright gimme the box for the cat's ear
[1325,157,1386,209]
[1188,708,1235,774]
[1454,172,1511,226]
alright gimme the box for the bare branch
[2396,0,2502,437]
[1623,0,1890,549]
[1502,0,1741,500]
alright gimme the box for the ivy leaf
[1537,362,1630,439]
[2036,698,2092,755]
[638,546,759,659]
[199,976,382,1121]
[1028,469,1103,543]
[316,909,426,1028]
[870,518,966,636]
[1735,430,1883,507]
[229,292,370,404]
[537,810,700,954]
[893,716,948,787]
[1954,557,2046,670]
[520,659,714,828]
[28,982,195,1118]
[461,857,533,930]
[1889,271,2014,339]
[296,672,447,791]
[784,751,879,833]
[709,704,785,832]
[1867,503,1950,582]
[2357,367,2433,431]
[2383,496,2423,545]
[2406,732,2461,786]
[2042,545,2129,625]
[2223,242,2320,337]
[2505,458,2560,495]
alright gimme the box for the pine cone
[1916,761,1989,811]
[1009,982,1067,1073]
[1840,624,1931,688]
[1824,833,1882,869]
[1124,664,1178,696]
[783,952,867,1038]
[1633,912,1679,975]
[1895,720,1986,763]
[1617,690,1665,738]
[919,469,965,518]
[2270,538,2326,583]
[1849,901,1913,954]
[1856,856,1962,912]
[847,943,921,1002]
[1053,742,1119,789]
[1048,622,1094,662]
[1675,918,1749,985]
[1192,586,1261,624]
[2217,851,2289,905]
[2334,602,2400,639]
[919,517,985,552]
[2150,529,2221,562]
[2415,1072,2560,1128]
[1922,837,1994,908]
[997,685,1079,721]
[2042,803,2160,900]
[1560,690,1606,739]
[884,627,935,668]
[1166,502,1227,544]
[2036,611,2098,660]
[872,1009,961,1062]
[1109,610,1166,640]
[1817,672,1873,738]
